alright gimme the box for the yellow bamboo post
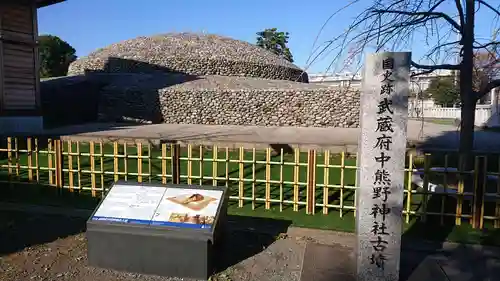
[440,154,449,225]
[7,137,12,178]
[212,146,217,186]
[354,152,358,217]
[472,156,480,228]
[54,139,59,188]
[14,138,20,179]
[238,147,244,207]
[27,138,33,181]
[161,143,167,184]
[279,148,284,212]
[405,153,413,224]
[68,140,74,192]
[265,147,271,210]
[225,147,229,188]
[293,148,300,212]
[55,139,64,189]
[90,141,96,197]
[35,138,40,182]
[137,142,143,183]
[456,154,464,226]
[48,139,53,185]
[323,150,330,215]
[187,144,193,185]
[100,142,104,191]
[472,156,486,229]
[252,148,256,210]
[199,145,204,185]
[123,142,128,181]
[113,142,119,182]
[480,158,487,229]
[306,149,316,215]
[148,144,152,183]
[76,141,82,190]
[339,151,345,217]
[58,139,64,189]
[421,153,431,223]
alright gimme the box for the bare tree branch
[454,0,465,31]
[477,0,500,16]
[371,9,462,32]
[474,41,500,49]
[477,79,500,99]
[311,0,498,92]
[411,61,460,70]
[308,0,500,158]
[411,69,436,77]
[305,0,360,66]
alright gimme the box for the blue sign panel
[91,184,166,225]
[92,184,223,229]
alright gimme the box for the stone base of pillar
[0,116,44,135]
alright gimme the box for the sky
[38,0,499,74]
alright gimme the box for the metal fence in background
[0,136,498,230]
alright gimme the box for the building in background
[309,69,453,93]
[0,0,65,133]
[310,69,500,126]
[309,72,363,88]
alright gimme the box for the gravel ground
[0,211,309,281]
[2,209,500,280]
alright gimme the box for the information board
[92,184,166,224]
[91,183,223,229]
[151,188,223,229]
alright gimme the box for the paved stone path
[41,120,500,152]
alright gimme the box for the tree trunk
[459,98,476,167]
[459,0,476,171]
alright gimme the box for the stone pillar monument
[356,52,411,281]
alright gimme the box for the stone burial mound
[51,32,360,128]
[67,32,308,82]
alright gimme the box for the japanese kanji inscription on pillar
[356,52,410,281]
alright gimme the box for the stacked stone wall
[62,32,363,128]
[96,74,360,127]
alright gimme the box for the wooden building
[0,0,65,133]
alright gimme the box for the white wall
[409,90,500,127]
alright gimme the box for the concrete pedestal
[86,182,228,281]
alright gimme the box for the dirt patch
[0,233,189,281]
[1,209,499,280]
[0,211,305,281]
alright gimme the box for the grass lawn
[0,140,499,246]
[419,118,457,126]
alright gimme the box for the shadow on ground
[0,209,87,256]
[215,215,291,273]
[0,181,93,256]
[397,129,500,280]
[0,181,292,274]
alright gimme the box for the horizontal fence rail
[0,137,499,230]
